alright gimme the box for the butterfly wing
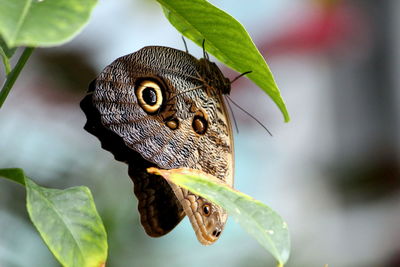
[81,85,185,237]
[81,46,234,243]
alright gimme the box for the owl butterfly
[80,45,237,245]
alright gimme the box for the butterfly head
[198,58,231,95]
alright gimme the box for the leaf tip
[147,167,161,176]
[280,104,290,123]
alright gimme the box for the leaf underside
[148,167,290,265]
[157,0,290,122]
[0,0,98,48]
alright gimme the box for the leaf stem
[0,47,12,74]
[0,47,34,108]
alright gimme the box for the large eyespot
[202,203,212,217]
[135,80,163,113]
[192,110,208,135]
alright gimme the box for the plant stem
[0,47,35,108]
[0,47,12,75]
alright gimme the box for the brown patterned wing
[81,84,185,237]
[82,46,234,244]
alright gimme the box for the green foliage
[0,0,98,108]
[157,0,290,122]
[149,168,290,266]
[0,167,25,185]
[0,169,108,267]
[0,0,98,48]
[0,1,291,265]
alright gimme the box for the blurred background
[1,0,400,266]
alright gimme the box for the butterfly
[80,45,236,245]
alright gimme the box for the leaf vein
[11,0,32,45]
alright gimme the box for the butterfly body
[81,46,234,244]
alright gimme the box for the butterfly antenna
[231,71,252,84]
[182,36,189,53]
[225,96,239,134]
[202,39,210,60]
[226,95,273,136]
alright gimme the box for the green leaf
[157,0,290,122]
[26,179,107,267]
[0,168,108,267]
[0,0,98,48]
[0,168,26,185]
[148,167,291,266]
